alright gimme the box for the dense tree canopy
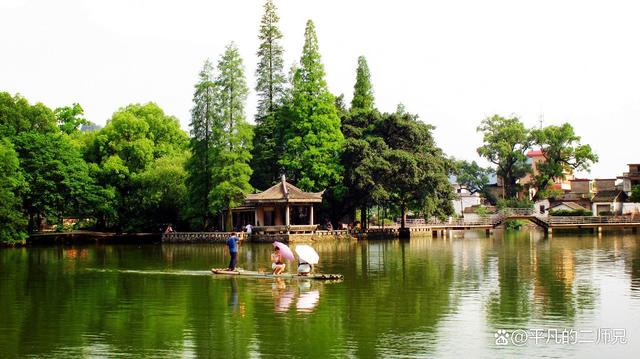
[280,20,344,192]
[378,111,455,227]
[530,123,598,197]
[0,92,108,240]
[88,102,189,231]
[339,55,384,228]
[0,138,26,242]
[56,103,88,135]
[19,132,108,230]
[209,43,254,231]
[0,92,58,137]
[477,115,531,198]
[255,0,286,117]
[455,160,495,203]
[185,60,217,230]
[350,56,375,114]
[341,110,387,227]
[251,0,287,190]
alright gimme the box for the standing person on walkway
[225,232,240,271]
[245,223,253,240]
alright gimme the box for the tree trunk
[28,212,35,233]
[226,208,234,232]
[400,204,406,229]
[360,206,367,230]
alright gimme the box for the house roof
[557,192,591,201]
[245,176,324,203]
[527,150,544,157]
[549,202,586,211]
[592,190,625,203]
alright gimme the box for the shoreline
[22,231,162,246]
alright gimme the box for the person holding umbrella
[295,245,319,276]
[271,241,295,275]
[271,247,286,275]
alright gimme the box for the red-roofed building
[520,149,574,198]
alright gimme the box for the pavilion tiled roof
[245,176,323,203]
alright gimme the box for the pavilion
[229,175,324,240]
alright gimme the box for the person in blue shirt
[225,232,240,271]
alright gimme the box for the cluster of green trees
[0,92,190,243]
[456,115,598,203]
[0,0,455,242]
[186,0,454,231]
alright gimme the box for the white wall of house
[623,178,632,193]
[453,195,481,215]
[452,186,482,216]
[623,203,640,215]
[534,199,550,216]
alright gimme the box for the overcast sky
[2,0,638,179]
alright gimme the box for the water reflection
[271,278,320,313]
[485,232,600,328]
[1,232,640,358]
[296,280,320,313]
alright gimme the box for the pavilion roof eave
[244,175,325,204]
[245,198,322,204]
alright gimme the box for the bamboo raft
[211,268,343,280]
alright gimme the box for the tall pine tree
[342,55,384,228]
[350,56,374,113]
[185,60,217,230]
[255,0,285,117]
[209,43,253,231]
[280,20,344,192]
[251,0,287,190]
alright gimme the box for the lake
[1,230,639,358]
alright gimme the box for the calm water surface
[1,231,640,358]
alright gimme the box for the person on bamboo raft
[271,246,286,274]
[297,261,312,276]
[225,232,240,271]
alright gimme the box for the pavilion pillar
[310,205,314,225]
[254,209,258,226]
[285,204,290,226]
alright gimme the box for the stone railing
[162,232,245,243]
[547,216,640,225]
[315,229,350,236]
[253,225,318,235]
[498,208,535,216]
[400,217,497,227]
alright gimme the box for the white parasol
[294,244,319,265]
